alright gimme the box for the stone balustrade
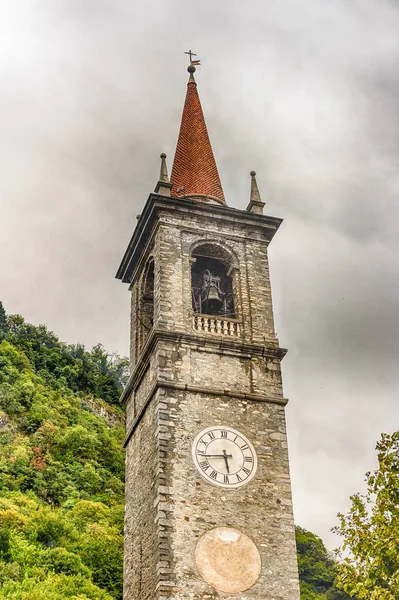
[193,315,241,337]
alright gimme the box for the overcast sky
[1,0,399,548]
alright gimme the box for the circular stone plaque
[195,527,261,593]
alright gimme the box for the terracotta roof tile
[170,74,226,205]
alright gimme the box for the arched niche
[139,258,154,349]
[190,243,238,318]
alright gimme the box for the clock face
[192,426,258,488]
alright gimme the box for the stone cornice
[120,328,287,405]
[116,194,283,283]
[123,379,288,448]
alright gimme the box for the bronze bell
[207,285,223,311]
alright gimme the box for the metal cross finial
[184,49,201,66]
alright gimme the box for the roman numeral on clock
[245,456,254,463]
[242,467,251,476]
[220,430,228,438]
[208,431,215,440]
[223,475,230,484]
[210,471,218,480]
[196,449,205,456]
[200,461,209,472]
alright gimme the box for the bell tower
[117,59,300,600]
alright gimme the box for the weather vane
[184,50,201,66]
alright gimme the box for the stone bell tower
[116,59,300,600]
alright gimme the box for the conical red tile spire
[170,64,226,205]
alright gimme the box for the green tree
[0,309,126,599]
[296,526,353,599]
[334,432,399,599]
[79,523,123,597]
[5,313,128,405]
[0,302,7,341]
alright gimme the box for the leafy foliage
[296,526,353,599]
[334,432,399,600]
[0,303,126,598]
[0,302,360,599]
[5,310,129,406]
[0,303,7,342]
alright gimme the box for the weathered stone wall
[123,198,299,600]
[124,367,298,599]
[124,399,158,600]
[134,363,155,418]
[155,387,299,600]
[125,362,155,435]
[155,207,277,343]
[153,340,283,399]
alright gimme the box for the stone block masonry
[119,193,300,600]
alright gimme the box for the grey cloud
[1,0,399,548]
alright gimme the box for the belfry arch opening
[191,244,236,318]
[139,259,154,348]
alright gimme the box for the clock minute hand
[222,449,230,474]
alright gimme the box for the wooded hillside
[0,303,127,599]
[0,303,350,599]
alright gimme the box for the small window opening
[191,254,235,317]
